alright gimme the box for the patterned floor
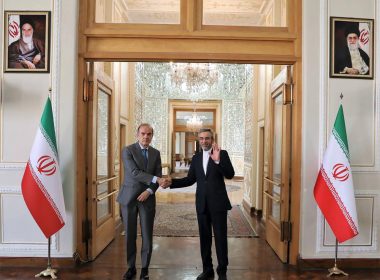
[153,204,258,237]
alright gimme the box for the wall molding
[316,191,378,254]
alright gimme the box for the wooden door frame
[86,64,116,259]
[76,0,302,264]
[265,67,293,262]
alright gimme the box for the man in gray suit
[117,123,168,280]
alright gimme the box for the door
[87,63,117,259]
[264,66,292,263]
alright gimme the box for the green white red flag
[314,104,359,243]
[21,97,66,238]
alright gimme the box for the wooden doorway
[172,105,216,173]
[264,66,292,262]
[169,100,221,175]
[86,63,117,260]
[76,0,302,264]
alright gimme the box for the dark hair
[198,128,214,139]
[137,123,154,134]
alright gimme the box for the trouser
[121,202,155,269]
[197,207,228,273]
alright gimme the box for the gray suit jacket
[117,142,162,208]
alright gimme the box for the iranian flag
[8,15,20,45]
[21,97,66,238]
[314,105,359,243]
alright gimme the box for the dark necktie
[142,149,148,169]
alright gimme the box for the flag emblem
[8,20,20,38]
[332,163,349,182]
[37,155,57,176]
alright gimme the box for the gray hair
[137,123,154,134]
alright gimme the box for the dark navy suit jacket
[171,149,235,213]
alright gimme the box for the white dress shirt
[203,149,211,175]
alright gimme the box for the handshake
[157,177,172,189]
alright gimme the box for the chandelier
[170,63,220,94]
[186,102,203,132]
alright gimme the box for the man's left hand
[137,190,150,202]
[210,143,221,162]
[21,60,36,69]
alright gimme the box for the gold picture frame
[330,17,374,79]
[5,11,50,73]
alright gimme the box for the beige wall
[1,0,379,260]
[0,0,77,257]
[302,0,380,258]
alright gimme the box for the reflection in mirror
[173,107,215,174]
[174,132,199,172]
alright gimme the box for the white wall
[0,0,77,257]
[302,0,380,258]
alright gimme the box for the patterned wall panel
[244,80,253,163]
[316,194,378,254]
[143,98,168,155]
[134,63,144,129]
[222,100,245,155]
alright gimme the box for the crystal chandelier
[186,102,203,132]
[170,62,220,94]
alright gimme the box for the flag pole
[35,237,58,279]
[327,239,348,277]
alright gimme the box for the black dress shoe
[123,267,136,280]
[196,269,215,280]
[218,274,227,280]
[140,268,149,279]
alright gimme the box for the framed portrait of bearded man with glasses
[330,17,374,79]
[5,11,50,73]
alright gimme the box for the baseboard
[242,199,262,218]
[298,257,380,269]
[242,199,254,215]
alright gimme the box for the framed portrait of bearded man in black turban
[5,11,50,73]
[330,17,374,79]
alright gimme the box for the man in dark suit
[334,25,370,75]
[8,18,45,69]
[168,128,235,280]
[117,123,168,280]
